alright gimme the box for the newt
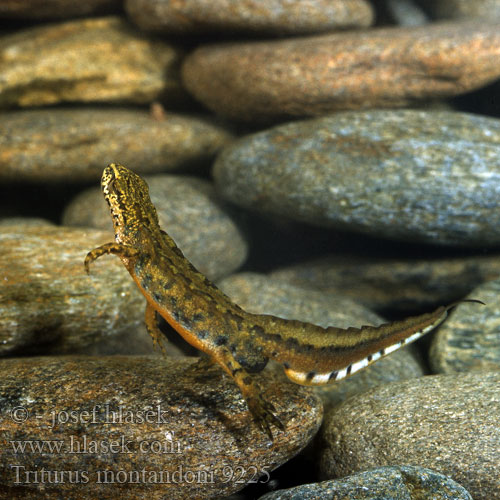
[85,163,482,439]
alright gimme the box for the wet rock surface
[0,356,322,499]
[214,110,500,247]
[260,465,473,500]
[0,226,144,355]
[0,17,184,109]
[63,175,247,281]
[430,279,500,373]
[0,108,232,182]
[125,0,374,36]
[320,372,500,500]
[271,254,500,314]
[183,22,500,121]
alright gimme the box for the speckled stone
[271,254,500,314]
[125,0,374,35]
[0,217,55,227]
[63,175,247,281]
[320,372,500,500]
[0,0,120,19]
[0,109,232,182]
[419,0,500,20]
[219,273,425,412]
[0,17,184,108]
[0,356,322,499]
[260,465,473,500]
[214,110,500,247]
[0,226,144,355]
[182,21,500,121]
[430,279,500,373]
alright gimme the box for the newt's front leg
[219,349,284,441]
[84,242,139,274]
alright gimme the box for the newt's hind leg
[219,349,284,441]
[84,242,138,274]
[145,303,168,355]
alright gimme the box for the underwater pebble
[214,110,500,247]
[260,465,473,500]
[0,17,184,108]
[63,175,247,281]
[0,356,322,499]
[0,108,232,182]
[219,273,425,413]
[182,21,500,121]
[125,0,373,35]
[430,278,500,373]
[271,253,500,314]
[320,372,500,500]
[0,226,144,355]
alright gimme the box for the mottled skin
[85,164,481,439]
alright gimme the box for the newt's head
[101,163,160,243]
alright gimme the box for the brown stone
[0,17,184,108]
[0,108,232,182]
[271,254,500,314]
[0,0,120,19]
[0,356,322,499]
[182,21,500,121]
[63,175,247,281]
[125,0,374,35]
[319,372,500,500]
[0,226,144,355]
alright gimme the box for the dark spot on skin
[367,354,373,362]
[251,325,265,335]
[283,362,290,370]
[242,377,253,386]
[215,336,227,346]
[231,368,243,376]
[306,371,316,381]
[142,273,153,286]
[197,330,209,339]
[379,349,385,356]
[163,280,173,290]
[152,292,162,303]
[271,351,277,357]
[285,337,300,349]
[329,371,338,381]
[192,313,205,322]
[401,338,406,344]
[346,365,352,375]
[229,344,237,354]
[170,297,177,308]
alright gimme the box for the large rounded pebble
[0,226,144,355]
[0,356,322,499]
[183,21,500,121]
[271,253,500,314]
[219,273,424,412]
[125,0,374,36]
[0,17,184,108]
[260,465,473,500]
[63,175,247,280]
[0,0,119,19]
[430,279,500,373]
[0,109,232,182]
[320,372,500,500]
[214,110,500,246]
[0,217,55,227]
[419,0,500,20]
